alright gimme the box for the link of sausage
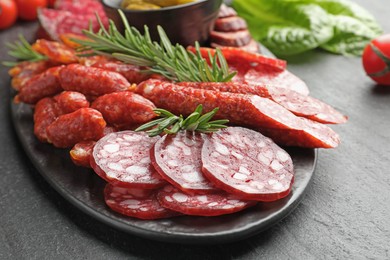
[59,64,131,96]
[15,66,64,104]
[135,79,340,148]
[46,108,106,148]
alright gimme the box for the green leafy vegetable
[232,0,382,56]
[135,105,229,137]
[2,35,47,67]
[74,10,236,82]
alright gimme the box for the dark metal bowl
[102,0,223,46]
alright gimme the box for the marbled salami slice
[38,4,108,42]
[157,185,256,216]
[201,127,294,201]
[151,132,217,194]
[210,30,252,47]
[104,184,179,220]
[91,131,166,189]
[214,16,248,32]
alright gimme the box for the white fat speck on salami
[157,185,256,216]
[201,127,294,201]
[91,131,166,189]
[104,184,180,220]
[151,132,218,194]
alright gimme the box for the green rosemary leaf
[3,35,47,67]
[75,9,234,82]
[134,118,166,132]
[137,105,228,137]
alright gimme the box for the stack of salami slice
[37,0,109,41]
[93,128,294,219]
[210,4,259,53]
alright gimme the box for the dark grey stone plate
[11,102,316,244]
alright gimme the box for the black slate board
[11,101,317,244]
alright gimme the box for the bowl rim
[102,0,215,13]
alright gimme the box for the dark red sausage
[177,82,347,124]
[157,185,256,216]
[135,79,340,148]
[91,60,150,84]
[91,131,166,189]
[151,132,218,194]
[91,91,157,130]
[54,91,90,115]
[32,39,78,64]
[33,97,60,143]
[15,66,64,104]
[105,184,180,220]
[187,46,310,95]
[9,60,52,91]
[59,64,131,96]
[46,108,106,148]
[70,141,96,168]
[201,127,294,201]
[188,46,286,72]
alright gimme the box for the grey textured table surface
[1,1,390,259]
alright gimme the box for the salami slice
[38,8,71,41]
[157,185,256,216]
[104,184,180,220]
[38,5,108,42]
[135,79,340,148]
[151,132,217,194]
[91,131,166,189]
[201,127,294,201]
[217,4,237,18]
[210,30,252,47]
[214,16,248,32]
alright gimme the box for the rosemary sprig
[135,105,229,137]
[74,10,236,82]
[2,35,47,67]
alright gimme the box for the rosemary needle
[135,105,229,137]
[2,35,47,67]
[74,10,236,82]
